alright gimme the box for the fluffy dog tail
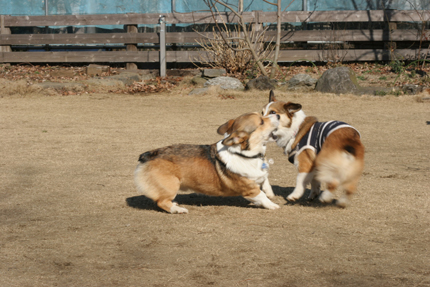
[315,137,364,206]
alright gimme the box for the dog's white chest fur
[216,141,268,184]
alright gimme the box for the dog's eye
[270,111,277,115]
[260,119,264,125]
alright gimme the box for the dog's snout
[276,114,280,120]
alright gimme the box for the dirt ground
[1,86,429,287]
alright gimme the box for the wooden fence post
[159,15,166,77]
[252,10,262,33]
[0,15,12,54]
[126,24,138,70]
[384,9,397,61]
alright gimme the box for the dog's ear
[222,131,249,149]
[269,90,277,102]
[217,119,235,135]
[284,102,302,116]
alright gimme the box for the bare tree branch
[262,0,277,6]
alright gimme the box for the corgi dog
[134,112,281,214]
[262,91,365,207]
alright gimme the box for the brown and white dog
[262,91,365,207]
[134,112,280,214]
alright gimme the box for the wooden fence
[0,10,429,71]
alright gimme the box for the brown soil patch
[1,88,429,286]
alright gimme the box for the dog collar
[232,152,265,160]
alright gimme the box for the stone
[50,69,75,78]
[167,69,200,77]
[202,68,226,78]
[315,66,361,94]
[204,76,244,90]
[188,88,209,95]
[84,78,124,87]
[32,82,85,91]
[106,72,140,85]
[86,64,110,76]
[245,75,277,91]
[402,84,423,95]
[191,76,208,86]
[288,74,317,88]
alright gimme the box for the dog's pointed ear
[217,119,235,135]
[269,90,277,103]
[222,131,249,148]
[284,102,302,116]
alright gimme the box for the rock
[167,69,200,77]
[288,74,317,89]
[50,69,75,78]
[120,69,158,81]
[358,86,401,96]
[191,76,208,86]
[413,70,427,77]
[86,64,110,76]
[32,82,86,91]
[402,84,423,95]
[106,72,140,85]
[188,88,209,95]
[315,66,360,94]
[245,75,277,91]
[202,68,226,78]
[204,76,244,90]
[84,78,124,87]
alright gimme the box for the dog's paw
[336,195,349,208]
[287,194,300,202]
[170,202,189,214]
[263,201,280,210]
[319,190,334,204]
[308,190,320,200]
[264,191,275,199]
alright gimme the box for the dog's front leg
[261,178,275,199]
[287,150,316,202]
[245,190,279,210]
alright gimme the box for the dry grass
[0,87,429,286]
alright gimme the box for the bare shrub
[194,23,274,74]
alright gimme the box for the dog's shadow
[127,185,331,212]
[126,193,252,212]
[272,185,332,208]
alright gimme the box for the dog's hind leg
[308,178,321,200]
[287,172,314,201]
[336,178,359,208]
[135,163,188,214]
[319,182,337,204]
[154,176,188,214]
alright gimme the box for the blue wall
[1,0,428,16]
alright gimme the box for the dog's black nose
[276,114,280,120]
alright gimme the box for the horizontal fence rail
[1,10,429,68]
[2,10,427,26]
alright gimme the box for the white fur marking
[319,190,334,203]
[217,141,268,184]
[170,202,189,214]
[246,191,279,210]
[263,102,275,116]
[262,178,275,199]
[287,172,315,201]
[275,110,307,149]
